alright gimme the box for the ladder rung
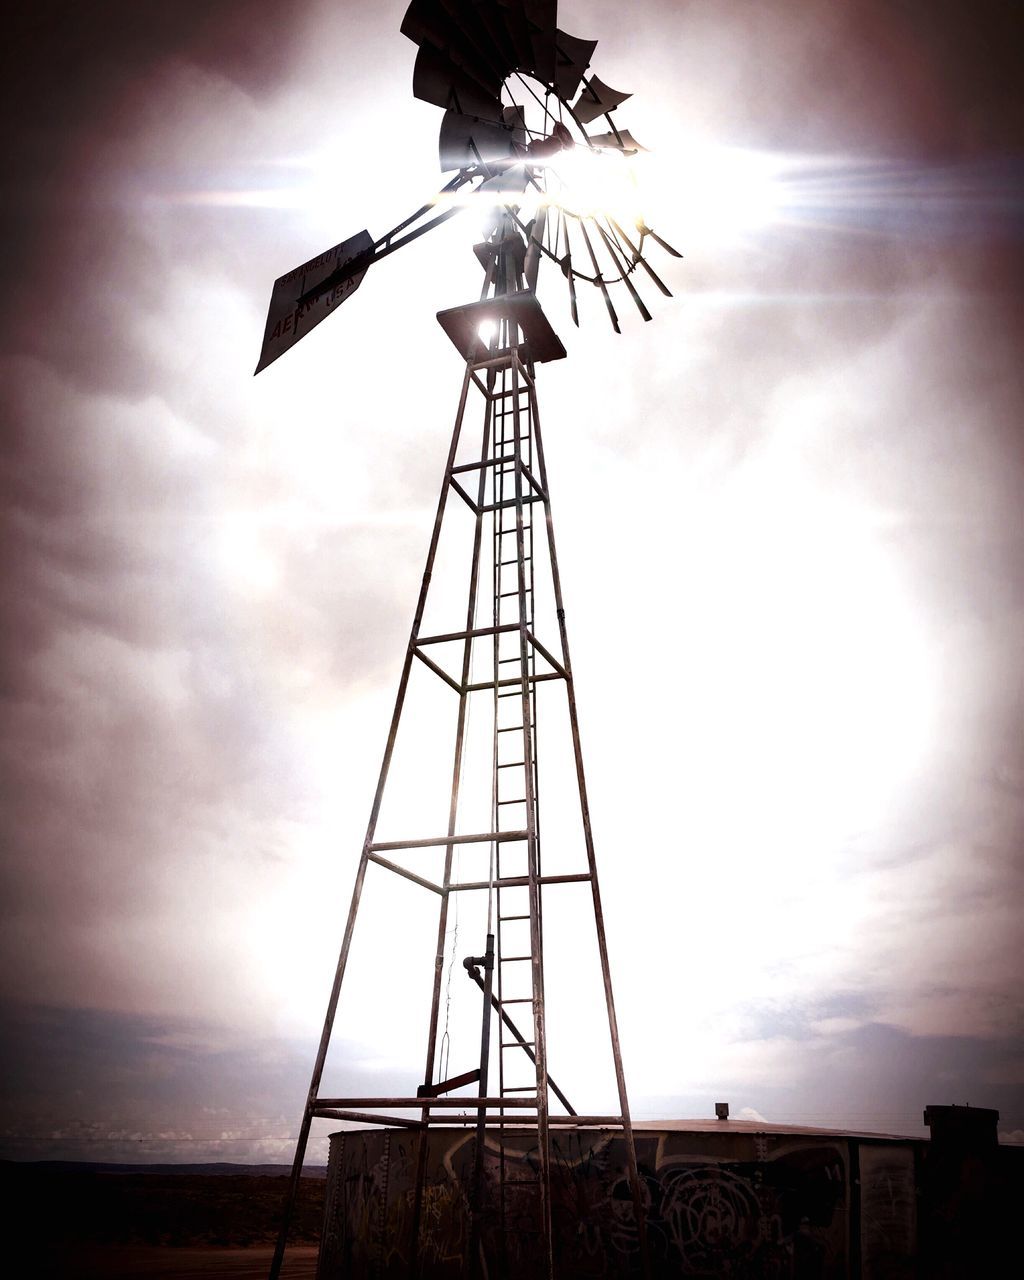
[497,761,525,769]
[502,1041,535,1049]
[497,798,525,806]
[500,557,531,566]
[501,955,532,962]
[502,1087,537,1094]
[499,913,530,921]
[497,725,533,734]
[500,998,534,1004]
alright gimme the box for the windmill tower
[257,5,680,1277]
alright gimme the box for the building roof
[632,1118,924,1142]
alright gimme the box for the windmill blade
[477,165,529,198]
[586,128,647,153]
[638,220,684,258]
[554,207,579,326]
[572,75,632,125]
[503,103,528,149]
[496,0,541,80]
[522,0,558,82]
[413,42,502,122]
[577,217,619,333]
[403,0,510,79]
[255,229,374,374]
[599,221,670,300]
[609,217,674,296]
[553,29,597,100]
[523,203,547,291]
[474,0,522,71]
[596,221,652,322]
[440,109,517,172]
[414,0,517,95]
[402,1,510,96]
[444,0,517,78]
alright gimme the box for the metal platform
[436,291,567,365]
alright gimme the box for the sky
[1,0,1023,1165]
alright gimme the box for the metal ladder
[490,353,548,1270]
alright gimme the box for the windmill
[259,4,680,1277]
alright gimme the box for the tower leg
[269,366,477,1280]
[531,385,651,1279]
[413,374,495,1276]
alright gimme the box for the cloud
[1,0,1022,1158]
[0,1000,412,1163]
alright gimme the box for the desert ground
[4,1164,324,1279]
[36,1244,319,1279]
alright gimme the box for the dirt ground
[35,1244,319,1279]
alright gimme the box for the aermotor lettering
[278,248,338,285]
[267,280,356,344]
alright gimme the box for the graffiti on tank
[657,1165,763,1270]
[557,1146,638,1261]
[416,1180,467,1267]
[319,1129,852,1279]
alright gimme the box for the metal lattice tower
[257,5,682,1276]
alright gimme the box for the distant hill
[0,1163,326,1247]
[0,1159,327,1177]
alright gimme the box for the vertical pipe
[524,205,547,294]
[467,932,495,1278]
